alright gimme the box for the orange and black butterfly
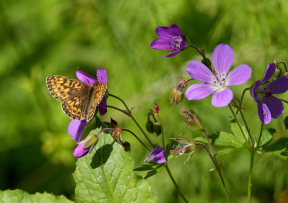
[46,75,107,122]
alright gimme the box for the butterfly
[46,75,107,122]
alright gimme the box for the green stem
[228,104,249,143]
[165,165,189,203]
[189,44,211,69]
[156,114,165,148]
[196,143,231,203]
[108,94,189,203]
[236,88,250,115]
[247,151,255,203]
[202,129,215,155]
[108,94,154,148]
[122,129,150,151]
[256,123,264,147]
[238,109,255,146]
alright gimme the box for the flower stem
[189,44,211,69]
[108,93,154,148]
[196,142,231,203]
[237,88,250,115]
[247,150,255,203]
[108,93,189,203]
[122,129,150,151]
[238,109,255,146]
[156,114,165,148]
[165,165,190,203]
[256,123,264,147]
[202,129,215,155]
[228,104,249,143]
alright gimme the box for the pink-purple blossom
[145,146,167,163]
[185,44,252,107]
[151,24,188,57]
[252,63,288,124]
[73,141,91,158]
[68,69,108,142]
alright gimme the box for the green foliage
[73,131,157,203]
[263,138,288,160]
[0,189,72,203]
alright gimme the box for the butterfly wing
[46,75,89,102]
[62,95,88,120]
[86,82,107,121]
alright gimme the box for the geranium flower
[68,69,108,142]
[252,63,288,124]
[145,146,167,163]
[73,141,91,158]
[185,44,252,107]
[151,24,188,57]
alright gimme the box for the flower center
[211,73,227,89]
[169,36,182,49]
[256,85,272,101]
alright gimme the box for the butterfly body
[46,75,107,122]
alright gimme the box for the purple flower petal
[226,64,252,86]
[73,142,91,158]
[98,96,107,115]
[156,24,183,37]
[262,63,276,83]
[212,87,233,107]
[145,146,167,163]
[266,76,288,94]
[212,44,234,75]
[264,96,284,119]
[257,102,271,124]
[164,49,181,57]
[186,61,214,83]
[68,120,88,142]
[185,84,214,100]
[251,80,262,101]
[97,69,108,84]
[76,70,97,87]
[151,38,173,50]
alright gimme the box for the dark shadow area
[90,143,113,169]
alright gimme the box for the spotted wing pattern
[46,75,89,102]
[87,82,107,121]
[46,75,107,122]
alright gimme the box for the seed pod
[153,122,162,136]
[146,120,154,133]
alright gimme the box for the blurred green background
[0,0,287,202]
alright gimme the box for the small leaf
[215,131,243,148]
[0,189,72,203]
[134,164,154,172]
[263,138,288,160]
[258,128,274,147]
[73,129,157,203]
[144,170,157,179]
[230,123,248,143]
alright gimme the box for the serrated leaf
[0,189,72,203]
[215,131,243,148]
[263,138,288,160]
[73,130,157,203]
[230,123,248,143]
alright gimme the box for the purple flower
[151,24,188,57]
[68,69,108,142]
[185,44,252,107]
[145,146,167,163]
[73,141,91,158]
[252,63,288,124]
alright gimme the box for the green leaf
[0,189,72,203]
[230,123,248,143]
[73,130,157,203]
[258,128,274,147]
[215,131,244,148]
[263,138,288,160]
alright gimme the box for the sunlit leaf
[73,129,157,203]
[0,189,72,203]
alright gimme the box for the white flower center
[211,73,227,90]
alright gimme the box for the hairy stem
[247,151,255,203]
[165,165,190,203]
[256,123,264,147]
[122,129,150,151]
[196,143,231,203]
[202,129,215,155]
[189,44,211,69]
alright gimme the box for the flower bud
[146,120,154,133]
[153,122,162,136]
[170,88,184,104]
[121,141,131,152]
[182,108,203,130]
[145,146,167,163]
[154,103,160,114]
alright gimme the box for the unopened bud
[153,122,162,136]
[146,120,154,133]
[84,135,98,149]
[182,109,203,130]
[170,88,183,104]
[154,103,160,114]
[121,141,131,152]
